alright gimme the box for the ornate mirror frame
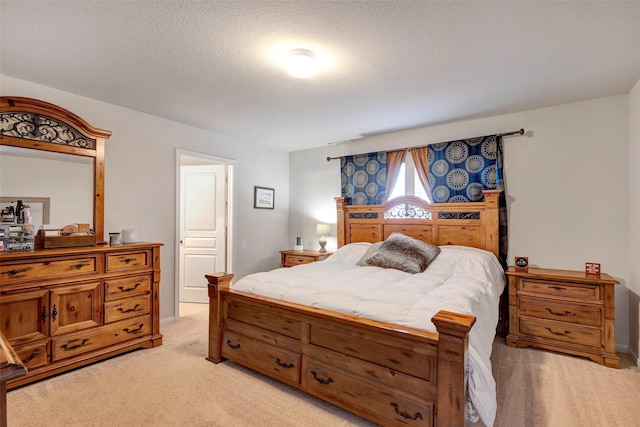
[0,96,112,242]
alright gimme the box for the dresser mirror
[0,96,111,242]
[0,145,91,228]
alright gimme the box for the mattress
[232,242,505,427]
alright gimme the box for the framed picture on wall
[254,186,275,209]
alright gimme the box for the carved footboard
[206,273,475,427]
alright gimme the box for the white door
[179,164,227,302]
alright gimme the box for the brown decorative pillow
[365,232,440,274]
[356,241,384,266]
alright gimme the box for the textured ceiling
[2,1,640,152]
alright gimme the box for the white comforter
[232,243,505,427]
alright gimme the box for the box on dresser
[0,242,163,388]
[0,225,34,253]
[506,266,619,368]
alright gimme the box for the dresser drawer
[104,295,150,323]
[222,330,300,384]
[14,341,49,370]
[520,279,599,302]
[51,316,151,361]
[104,275,151,300]
[519,317,601,348]
[303,359,433,427]
[0,255,98,284]
[520,297,601,327]
[106,251,150,273]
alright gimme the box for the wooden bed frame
[207,190,502,427]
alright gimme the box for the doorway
[175,150,234,318]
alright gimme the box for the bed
[207,190,504,427]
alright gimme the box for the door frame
[175,149,235,320]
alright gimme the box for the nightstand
[506,266,619,368]
[280,250,332,268]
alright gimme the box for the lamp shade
[315,223,330,236]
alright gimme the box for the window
[388,156,431,202]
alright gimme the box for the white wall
[1,75,290,323]
[290,95,630,350]
[628,77,640,361]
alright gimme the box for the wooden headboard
[336,189,501,258]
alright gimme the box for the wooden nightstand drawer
[520,279,599,301]
[519,297,601,327]
[284,254,314,266]
[280,250,332,268]
[519,317,601,348]
[507,266,619,368]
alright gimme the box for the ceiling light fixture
[285,48,317,78]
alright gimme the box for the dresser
[280,250,332,268]
[1,330,26,427]
[0,243,162,388]
[506,267,618,368]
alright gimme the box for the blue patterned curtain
[341,152,387,205]
[426,135,504,202]
[422,134,507,268]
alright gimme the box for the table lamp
[315,223,330,253]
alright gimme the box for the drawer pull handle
[52,304,58,321]
[545,326,571,336]
[42,306,48,323]
[120,258,137,264]
[123,323,144,334]
[275,358,294,369]
[61,338,90,351]
[1,268,28,276]
[70,263,90,270]
[117,304,141,313]
[390,402,423,421]
[310,370,333,385]
[117,283,141,292]
[22,350,40,364]
[546,308,571,316]
[549,285,566,292]
[226,340,241,350]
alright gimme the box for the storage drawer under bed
[303,358,434,427]
[222,330,300,384]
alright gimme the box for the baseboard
[615,343,629,354]
[160,316,177,326]
[628,347,640,369]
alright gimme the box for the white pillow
[356,241,384,266]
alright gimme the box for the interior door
[179,164,227,303]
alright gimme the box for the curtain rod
[326,128,525,161]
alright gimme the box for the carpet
[7,306,640,426]
[7,307,375,426]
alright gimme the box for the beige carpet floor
[491,336,640,427]
[7,304,640,426]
